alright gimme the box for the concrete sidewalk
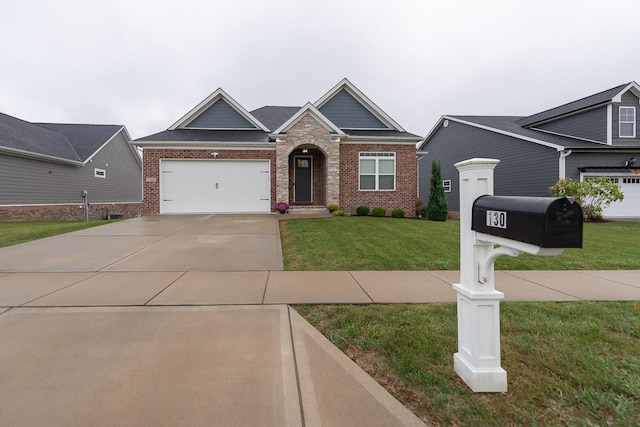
[0,269,638,308]
[1,271,637,426]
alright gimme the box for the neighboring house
[419,82,640,218]
[135,78,423,216]
[0,112,142,221]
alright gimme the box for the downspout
[559,150,572,179]
[417,154,424,196]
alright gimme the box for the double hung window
[619,106,636,138]
[359,152,396,190]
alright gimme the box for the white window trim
[619,106,636,138]
[94,168,106,178]
[358,152,396,191]
[442,179,452,193]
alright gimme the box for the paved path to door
[0,215,638,426]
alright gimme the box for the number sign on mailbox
[486,210,507,229]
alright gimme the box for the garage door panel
[600,176,640,218]
[160,160,270,214]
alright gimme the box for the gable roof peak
[272,102,345,135]
[313,78,405,132]
[168,88,269,131]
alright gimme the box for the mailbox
[472,196,582,248]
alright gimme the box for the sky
[1,0,640,140]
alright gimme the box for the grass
[280,217,640,270]
[295,302,640,426]
[0,220,119,248]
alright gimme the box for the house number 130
[486,210,507,229]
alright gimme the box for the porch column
[275,138,290,204]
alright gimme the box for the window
[359,152,395,190]
[619,106,636,138]
[94,168,106,178]
[442,180,452,193]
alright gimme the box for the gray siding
[536,106,607,142]
[419,120,560,211]
[186,99,255,129]
[319,90,387,129]
[564,151,638,180]
[0,131,141,205]
[612,91,640,145]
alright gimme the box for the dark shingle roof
[0,112,124,163]
[451,115,626,150]
[135,129,271,143]
[36,123,123,161]
[516,83,629,126]
[250,106,300,131]
[343,129,422,139]
[0,112,79,161]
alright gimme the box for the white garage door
[160,160,270,214]
[602,176,640,218]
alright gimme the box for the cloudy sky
[2,0,639,139]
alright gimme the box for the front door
[294,156,312,203]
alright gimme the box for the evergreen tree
[426,159,448,221]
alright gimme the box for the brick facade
[141,148,277,215]
[339,143,417,217]
[0,203,141,222]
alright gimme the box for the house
[0,112,142,221]
[135,79,423,216]
[419,82,640,218]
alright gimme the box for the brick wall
[0,203,141,222]
[339,144,417,217]
[141,149,277,215]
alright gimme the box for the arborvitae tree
[426,159,448,221]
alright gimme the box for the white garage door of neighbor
[602,176,640,218]
[160,160,270,214]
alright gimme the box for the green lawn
[280,217,640,270]
[296,302,640,426]
[0,220,119,248]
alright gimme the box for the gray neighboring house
[419,82,640,218]
[0,112,142,221]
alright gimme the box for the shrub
[391,209,405,218]
[356,205,370,216]
[426,159,448,221]
[327,203,339,213]
[331,210,351,217]
[549,177,624,221]
[415,197,426,217]
[372,207,386,217]
[274,202,289,214]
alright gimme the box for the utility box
[472,196,583,248]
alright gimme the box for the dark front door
[294,156,312,203]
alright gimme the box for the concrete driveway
[0,214,283,272]
[0,215,427,426]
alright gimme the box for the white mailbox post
[452,158,583,393]
[453,158,507,393]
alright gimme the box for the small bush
[372,207,386,217]
[549,177,624,221]
[415,197,426,217]
[356,205,370,216]
[274,202,289,214]
[391,209,405,218]
[327,203,339,213]
[331,210,351,217]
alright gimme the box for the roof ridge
[33,123,82,161]
[517,82,631,126]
